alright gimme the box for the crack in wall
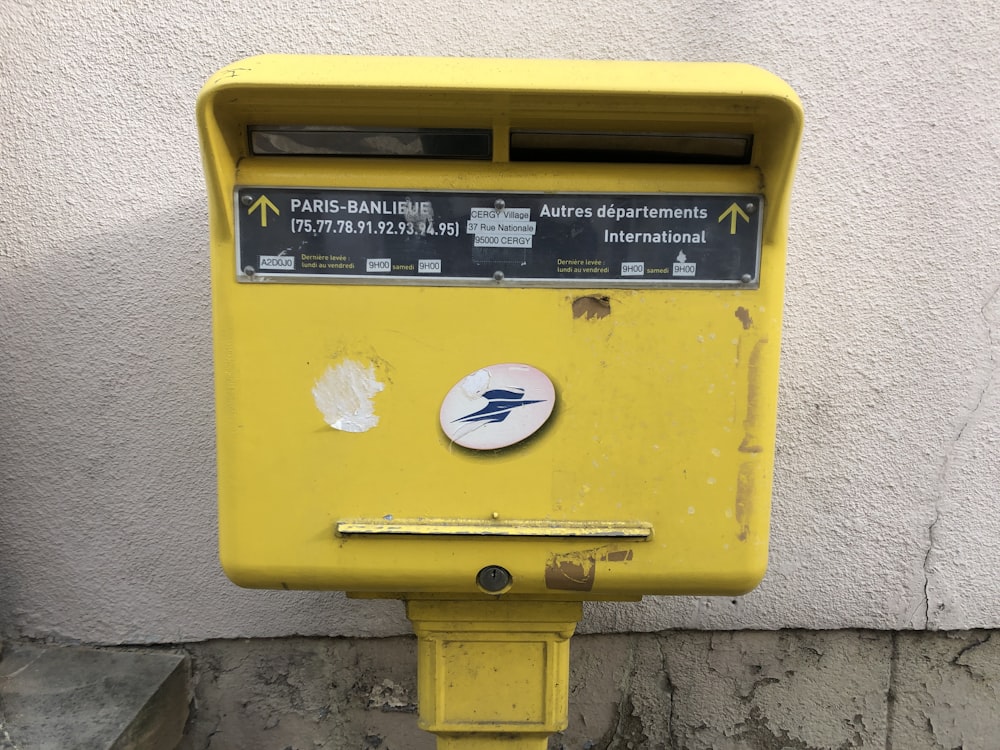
[742,676,781,704]
[217,654,251,676]
[593,635,646,750]
[655,638,679,750]
[951,632,994,686]
[921,282,1000,629]
[952,632,992,663]
[885,632,899,750]
[200,716,221,750]
[921,510,941,628]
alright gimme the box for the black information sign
[235,188,763,286]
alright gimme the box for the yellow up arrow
[248,195,279,228]
[718,202,750,235]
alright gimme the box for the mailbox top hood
[198,55,801,108]
[198,55,802,165]
[198,55,802,238]
[198,56,802,148]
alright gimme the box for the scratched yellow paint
[198,55,802,599]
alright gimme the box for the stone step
[0,642,189,750]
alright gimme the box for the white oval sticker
[440,363,556,450]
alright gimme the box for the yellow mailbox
[198,55,802,747]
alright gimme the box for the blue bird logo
[453,388,546,425]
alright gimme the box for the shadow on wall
[0,202,409,643]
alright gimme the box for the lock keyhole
[476,565,512,593]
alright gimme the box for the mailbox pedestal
[408,600,580,748]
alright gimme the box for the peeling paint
[367,678,417,713]
[545,546,634,590]
[572,295,611,319]
[312,360,384,432]
[546,554,596,591]
[735,306,753,330]
[739,337,769,453]
[603,549,633,563]
[735,461,755,541]
[458,367,491,398]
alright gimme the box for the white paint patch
[312,360,384,433]
[459,368,491,398]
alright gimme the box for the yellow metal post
[407,600,581,749]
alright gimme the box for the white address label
[673,262,697,277]
[621,262,645,277]
[259,255,295,271]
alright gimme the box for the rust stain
[735,306,753,330]
[572,295,611,320]
[735,462,755,542]
[739,337,769,453]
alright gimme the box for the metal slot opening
[250,127,493,159]
[336,518,652,539]
[509,131,753,165]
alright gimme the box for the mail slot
[197,55,803,598]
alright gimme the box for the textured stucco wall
[1,0,998,644]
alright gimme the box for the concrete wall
[177,630,1000,749]
[2,0,999,644]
